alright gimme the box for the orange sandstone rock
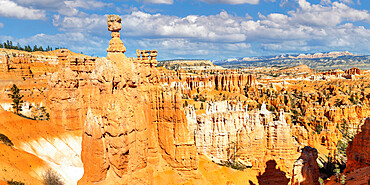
[74,15,198,184]
[107,15,126,53]
[344,117,370,173]
[291,146,320,185]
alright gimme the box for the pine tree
[334,164,340,182]
[8,84,24,115]
[340,174,346,185]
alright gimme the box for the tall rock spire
[107,15,126,53]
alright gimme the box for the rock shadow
[257,160,290,185]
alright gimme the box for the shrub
[183,100,188,108]
[340,174,346,185]
[315,125,323,134]
[217,160,250,171]
[43,169,63,185]
[318,177,324,185]
[0,133,13,146]
[334,164,340,182]
[7,180,24,185]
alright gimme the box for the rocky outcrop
[291,146,319,185]
[194,101,246,161]
[159,70,256,98]
[75,56,198,184]
[246,74,257,86]
[296,104,369,155]
[0,47,96,80]
[237,107,298,174]
[188,101,299,177]
[344,117,370,173]
[0,51,32,77]
[45,15,200,184]
[107,15,126,53]
[345,67,361,75]
[48,67,87,130]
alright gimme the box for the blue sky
[0,0,369,60]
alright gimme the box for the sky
[0,0,369,60]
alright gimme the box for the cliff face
[237,107,299,176]
[345,67,361,75]
[0,48,93,78]
[344,117,370,173]
[159,71,256,98]
[187,101,299,178]
[75,56,198,184]
[193,101,246,161]
[293,104,369,156]
[47,15,199,184]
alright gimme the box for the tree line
[0,40,64,52]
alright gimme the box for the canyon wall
[160,71,257,97]
[186,101,300,178]
[344,117,370,172]
[47,15,199,184]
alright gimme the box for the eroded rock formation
[194,101,247,161]
[344,117,370,173]
[291,146,319,185]
[187,101,299,178]
[107,15,126,53]
[49,15,200,184]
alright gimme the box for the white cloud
[13,0,112,16]
[121,10,248,42]
[339,0,354,4]
[142,0,173,4]
[198,0,259,4]
[126,38,252,59]
[0,0,46,20]
[64,0,112,9]
[18,0,370,59]
[52,14,106,35]
[0,22,3,28]
[289,0,370,27]
[15,32,106,55]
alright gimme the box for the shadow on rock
[257,160,289,185]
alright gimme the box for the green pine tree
[8,84,24,115]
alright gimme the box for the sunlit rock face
[291,146,320,185]
[344,117,370,173]
[46,15,198,184]
[159,71,257,98]
[187,101,299,177]
[194,101,247,161]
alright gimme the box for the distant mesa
[158,59,224,70]
[215,51,370,70]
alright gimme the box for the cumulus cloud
[141,0,173,4]
[0,0,46,20]
[125,38,252,59]
[41,0,370,58]
[13,0,112,16]
[198,0,259,4]
[15,32,106,55]
[289,0,370,27]
[122,11,248,42]
[52,14,106,35]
